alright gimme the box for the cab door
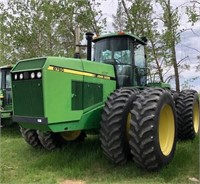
[2,68,12,109]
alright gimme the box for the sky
[100,0,200,92]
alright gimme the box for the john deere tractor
[0,65,13,127]
[11,32,199,170]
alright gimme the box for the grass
[0,125,199,184]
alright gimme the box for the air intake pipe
[85,32,94,61]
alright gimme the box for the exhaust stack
[85,32,94,61]
[74,26,81,58]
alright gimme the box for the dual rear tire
[100,87,177,170]
[176,90,199,140]
[129,88,176,170]
[100,87,200,170]
[100,88,139,164]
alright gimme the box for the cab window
[6,70,11,89]
[134,45,146,86]
[135,45,145,68]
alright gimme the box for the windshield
[93,36,146,87]
[94,37,132,64]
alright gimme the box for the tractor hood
[11,57,116,132]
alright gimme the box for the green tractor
[11,32,199,170]
[0,65,13,127]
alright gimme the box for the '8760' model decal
[48,65,115,80]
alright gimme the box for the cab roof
[0,65,13,69]
[92,32,147,45]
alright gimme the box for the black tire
[0,118,13,127]
[20,127,42,148]
[100,88,139,164]
[171,90,179,102]
[37,131,62,151]
[129,88,177,170]
[176,89,199,140]
[166,89,179,102]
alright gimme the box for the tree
[112,1,126,32]
[185,1,200,89]
[120,0,167,82]
[157,0,181,91]
[0,0,105,65]
[186,0,200,24]
[114,0,198,91]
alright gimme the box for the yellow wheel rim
[193,101,200,134]
[159,104,175,156]
[60,131,81,141]
[126,113,131,141]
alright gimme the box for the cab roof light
[118,31,125,35]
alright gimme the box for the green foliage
[186,1,200,25]
[156,0,181,91]
[119,0,191,91]
[125,0,153,37]
[120,0,168,83]
[0,125,199,184]
[112,2,126,32]
[0,0,106,65]
[117,0,199,91]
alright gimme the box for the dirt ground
[59,180,86,184]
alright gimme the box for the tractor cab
[0,65,13,126]
[0,65,12,109]
[92,33,147,87]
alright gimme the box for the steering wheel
[103,59,120,65]
[114,58,120,64]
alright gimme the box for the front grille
[12,79,44,117]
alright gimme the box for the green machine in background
[0,65,13,127]
[11,32,199,170]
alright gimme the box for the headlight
[37,71,42,78]
[30,72,35,79]
[19,73,23,80]
[14,74,18,80]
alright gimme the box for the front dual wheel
[37,130,86,151]
[20,127,85,151]
[100,88,177,170]
[20,127,42,148]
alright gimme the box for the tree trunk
[121,0,134,33]
[166,0,180,92]
[150,40,164,82]
[171,41,180,92]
